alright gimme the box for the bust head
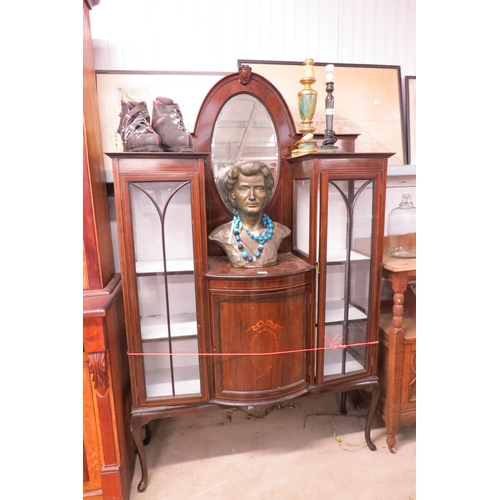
[223,161,274,213]
[210,160,289,268]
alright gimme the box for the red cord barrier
[127,336,378,357]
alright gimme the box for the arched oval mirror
[193,67,296,256]
[211,94,279,212]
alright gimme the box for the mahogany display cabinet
[109,65,392,493]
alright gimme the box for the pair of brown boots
[117,97,194,152]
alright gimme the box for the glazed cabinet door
[111,155,209,408]
[317,176,376,384]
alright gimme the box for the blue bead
[242,250,248,258]
[255,251,261,258]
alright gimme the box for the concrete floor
[129,391,416,500]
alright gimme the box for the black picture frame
[405,76,416,165]
[237,60,407,165]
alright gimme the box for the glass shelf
[326,249,370,263]
[324,300,367,323]
[144,365,202,398]
[143,338,201,398]
[324,348,364,377]
[136,259,195,274]
[140,313,198,341]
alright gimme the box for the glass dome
[386,194,416,258]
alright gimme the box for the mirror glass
[211,94,279,209]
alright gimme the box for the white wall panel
[90,0,415,76]
[316,0,340,63]
[269,0,285,60]
[281,2,298,60]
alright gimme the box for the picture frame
[405,76,416,165]
[237,60,407,165]
[95,70,229,180]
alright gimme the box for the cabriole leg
[364,380,380,451]
[340,391,348,414]
[131,414,149,492]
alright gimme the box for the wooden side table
[377,256,416,453]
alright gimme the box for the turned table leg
[385,272,408,453]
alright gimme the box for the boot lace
[119,103,157,143]
[168,108,189,131]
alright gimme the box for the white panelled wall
[90,0,415,76]
[91,0,416,241]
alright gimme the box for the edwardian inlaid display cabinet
[109,152,211,492]
[110,66,392,493]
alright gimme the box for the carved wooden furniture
[109,152,211,493]
[110,66,391,493]
[206,255,314,404]
[377,255,416,453]
[83,1,135,499]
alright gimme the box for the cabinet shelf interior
[324,299,367,323]
[144,365,202,398]
[323,348,365,377]
[136,259,195,274]
[140,313,198,341]
[326,249,370,263]
[143,338,202,398]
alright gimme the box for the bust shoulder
[209,219,291,268]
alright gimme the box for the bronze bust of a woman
[209,160,290,268]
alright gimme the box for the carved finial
[239,64,252,85]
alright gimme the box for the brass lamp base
[291,133,319,157]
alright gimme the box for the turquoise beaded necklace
[229,212,274,263]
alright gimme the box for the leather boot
[117,99,164,152]
[152,97,194,152]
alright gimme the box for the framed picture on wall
[405,76,416,165]
[237,60,407,166]
[95,70,229,181]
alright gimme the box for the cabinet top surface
[286,151,395,162]
[105,152,210,159]
[382,255,416,273]
[206,253,314,278]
